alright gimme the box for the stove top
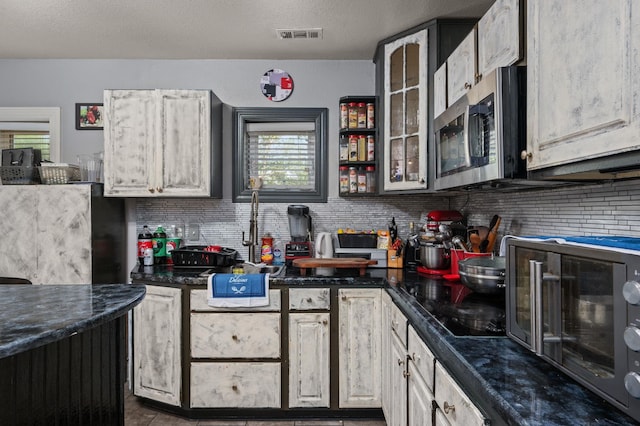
[401,276,506,337]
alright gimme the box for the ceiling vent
[276,28,323,40]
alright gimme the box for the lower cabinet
[338,288,382,408]
[434,361,487,425]
[133,285,182,406]
[288,288,331,408]
[407,326,436,426]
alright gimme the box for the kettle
[315,232,334,259]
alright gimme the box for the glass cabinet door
[383,29,428,191]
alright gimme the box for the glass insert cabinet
[383,29,428,191]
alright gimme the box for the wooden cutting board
[292,257,378,276]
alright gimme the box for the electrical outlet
[188,224,200,241]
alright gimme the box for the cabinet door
[103,89,157,197]
[408,361,435,426]
[338,288,382,408]
[527,0,640,170]
[389,333,408,426]
[191,312,281,358]
[433,63,448,119]
[289,288,330,310]
[133,285,181,406]
[381,292,392,419]
[156,90,211,197]
[0,186,37,282]
[434,361,487,425]
[383,29,428,191]
[190,362,280,408]
[447,29,477,107]
[37,185,92,284]
[289,312,330,408]
[477,0,522,78]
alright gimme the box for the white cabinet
[407,326,435,426]
[446,30,477,107]
[188,288,281,409]
[338,288,382,408]
[0,184,124,284]
[103,89,213,197]
[477,0,522,79]
[133,285,182,406]
[526,0,640,171]
[433,63,448,119]
[288,288,330,408]
[382,292,409,426]
[383,29,429,191]
[434,361,487,425]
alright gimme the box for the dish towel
[207,273,269,308]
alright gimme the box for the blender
[285,205,312,264]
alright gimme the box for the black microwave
[433,66,527,190]
[505,237,640,422]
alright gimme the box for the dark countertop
[131,265,637,425]
[0,284,146,359]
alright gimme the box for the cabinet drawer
[190,289,281,311]
[408,325,435,393]
[191,313,281,358]
[190,362,281,408]
[434,361,487,425]
[289,288,330,310]
[389,299,407,346]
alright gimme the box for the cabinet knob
[306,297,313,303]
[322,319,328,325]
[403,370,410,378]
[520,150,532,161]
[397,358,404,366]
[475,72,483,83]
[444,401,456,414]
[148,187,155,193]
[231,385,238,392]
[341,296,347,301]
[232,335,238,341]
[464,82,472,90]
[156,187,163,193]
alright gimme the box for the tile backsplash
[136,179,640,259]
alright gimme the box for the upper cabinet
[525,0,640,173]
[446,30,477,107]
[375,19,477,193]
[103,89,222,198]
[477,0,523,79]
[382,29,429,192]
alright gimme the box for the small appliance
[285,205,312,264]
[505,236,640,423]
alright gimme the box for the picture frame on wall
[75,103,104,130]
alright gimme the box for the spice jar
[339,166,349,194]
[348,103,358,129]
[349,167,358,193]
[367,103,375,129]
[366,166,376,193]
[357,167,367,193]
[357,135,367,161]
[349,135,358,162]
[367,135,375,161]
[339,136,349,161]
[340,102,348,129]
[357,103,367,128]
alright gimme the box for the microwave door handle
[462,107,472,167]
[531,260,544,355]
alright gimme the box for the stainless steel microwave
[433,66,526,190]
[505,237,640,422]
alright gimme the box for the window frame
[232,107,328,203]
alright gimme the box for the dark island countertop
[131,265,637,425]
[0,284,146,359]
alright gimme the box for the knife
[479,215,500,253]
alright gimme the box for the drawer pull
[403,370,410,378]
[464,82,472,89]
[322,319,328,325]
[397,358,404,366]
[148,187,155,193]
[444,401,455,414]
[232,335,238,341]
[156,187,163,193]
[232,385,238,392]
[306,297,312,303]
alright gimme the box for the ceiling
[1,0,493,60]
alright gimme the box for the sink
[234,263,286,277]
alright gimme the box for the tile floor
[124,387,387,426]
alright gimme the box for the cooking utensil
[469,233,482,253]
[479,215,500,253]
[458,256,506,293]
[485,216,502,253]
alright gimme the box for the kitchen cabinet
[407,326,436,426]
[338,288,382,408]
[476,0,523,79]
[434,361,487,425]
[0,184,125,284]
[338,96,378,196]
[133,284,182,406]
[433,63,448,119]
[288,288,331,408]
[446,30,477,107]
[189,288,281,408]
[382,290,409,426]
[525,0,640,172]
[104,89,222,198]
[375,19,476,193]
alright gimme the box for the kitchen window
[233,107,328,203]
[0,107,61,162]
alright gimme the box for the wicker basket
[0,166,40,184]
[39,164,81,184]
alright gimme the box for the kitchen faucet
[242,190,259,263]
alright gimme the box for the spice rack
[338,96,377,196]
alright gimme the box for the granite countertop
[0,284,146,359]
[131,265,637,425]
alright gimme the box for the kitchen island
[0,284,146,425]
[131,265,637,425]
